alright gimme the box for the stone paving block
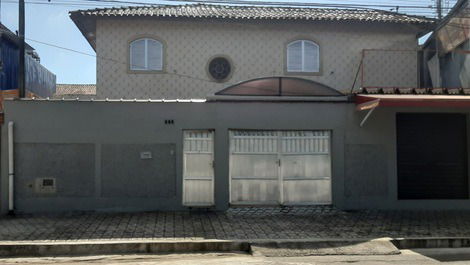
[2,207,470,242]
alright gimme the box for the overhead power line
[1,0,458,19]
[161,0,451,10]
[3,0,456,10]
[2,0,141,7]
[1,0,460,21]
[25,37,217,84]
[115,0,450,9]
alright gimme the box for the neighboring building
[0,23,56,100]
[70,4,433,99]
[9,5,470,214]
[54,84,96,99]
[421,0,469,88]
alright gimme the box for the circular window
[208,57,232,82]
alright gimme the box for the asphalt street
[2,248,470,264]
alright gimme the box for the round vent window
[208,57,232,82]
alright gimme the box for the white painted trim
[360,106,377,127]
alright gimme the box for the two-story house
[71,4,432,99]
[10,4,470,214]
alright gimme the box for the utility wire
[160,0,453,10]
[1,0,459,21]
[2,0,139,7]
[25,37,217,84]
[0,0,457,19]
[3,0,457,10]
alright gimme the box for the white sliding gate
[229,130,332,205]
[183,130,214,206]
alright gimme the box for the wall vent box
[140,151,152,159]
[34,177,56,194]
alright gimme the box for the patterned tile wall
[96,19,419,99]
[363,50,418,88]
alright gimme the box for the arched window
[129,38,163,71]
[287,40,319,73]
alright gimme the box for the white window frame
[129,38,163,71]
[286,40,320,73]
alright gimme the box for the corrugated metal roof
[71,4,434,24]
[0,23,35,51]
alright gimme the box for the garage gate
[397,113,468,199]
[229,130,332,205]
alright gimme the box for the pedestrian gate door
[229,130,332,205]
[183,130,214,206]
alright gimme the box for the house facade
[7,5,470,214]
[71,5,431,99]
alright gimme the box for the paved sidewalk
[1,207,470,242]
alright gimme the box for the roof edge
[69,3,436,24]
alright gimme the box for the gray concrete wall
[344,105,470,209]
[2,99,470,214]
[15,143,95,197]
[101,144,176,198]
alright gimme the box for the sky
[0,0,456,84]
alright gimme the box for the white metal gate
[229,130,331,205]
[183,130,214,206]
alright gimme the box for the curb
[392,238,470,249]
[0,240,251,257]
[0,237,470,257]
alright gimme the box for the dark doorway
[397,113,468,199]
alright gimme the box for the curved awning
[357,94,470,110]
[215,77,344,97]
[356,93,470,127]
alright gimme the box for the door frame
[182,129,215,207]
